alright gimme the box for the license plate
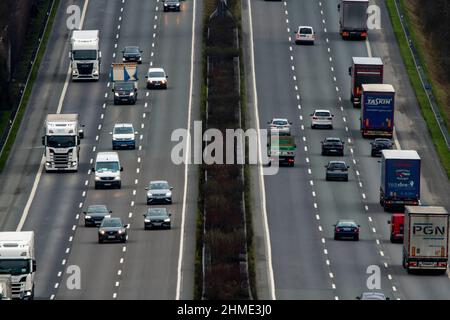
[121,98,128,101]
[330,149,336,152]
[104,183,111,186]
[343,228,351,231]
[108,236,115,239]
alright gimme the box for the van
[387,213,404,243]
[93,152,123,189]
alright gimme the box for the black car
[98,218,128,243]
[325,161,349,181]
[370,138,393,157]
[83,205,112,227]
[321,137,345,156]
[334,220,360,241]
[144,208,172,230]
[163,0,181,11]
[122,46,142,64]
[112,81,137,105]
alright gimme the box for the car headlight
[166,192,172,197]
[105,215,111,218]
[161,80,167,84]
[144,219,150,223]
[85,215,92,219]
[147,193,153,197]
[99,230,105,235]
[115,92,119,97]
[164,218,171,222]
[118,229,124,234]
[130,92,135,97]
[95,176,101,181]
[93,69,98,75]
[112,137,118,141]
[114,176,121,181]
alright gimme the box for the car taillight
[438,262,447,267]
[313,116,318,120]
[335,227,340,232]
[409,261,417,267]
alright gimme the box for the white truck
[0,232,36,299]
[403,206,449,274]
[70,30,101,80]
[0,275,12,300]
[42,114,84,172]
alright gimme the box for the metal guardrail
[393,0,450,150]
[0,0,56,158]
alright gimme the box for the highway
[246,0,450,300]
[0,0,200,300]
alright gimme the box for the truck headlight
[95,176,101,181]
[129,92,135,97]
[93,69,98,75]
[114,176,121,181]
[165,192,172,197]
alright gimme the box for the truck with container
[360,84,395,138]
[403,206,449,274]
[0,275,12,300]
[0,232,36,299]
[69,30,101,80]
[110,63,139,105]
[42,114,84,172]
[267,134,296,167]
[349,57,383,107]
[338,0,369,39]
[380,150,421,212]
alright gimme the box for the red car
[388,213,404,243]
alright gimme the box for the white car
[311,109,334,129]
[295,26,315,45]
[111,123,136,150]
[268,118,292,135]
[146,67,168,89]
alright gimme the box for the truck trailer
[42,114,84,172]
[380,150,421,212]
[349,57,383,107]
[267,134,296,167]
[338,0,369,39]
[0,232,36,299]
[403,206,449,274]
[360,84,395,138]
[70,30,101,80]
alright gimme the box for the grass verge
[0,0,60,172]
[386,0,450,178]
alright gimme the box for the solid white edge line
[247,0,276,300]
[16,0,90,232]
[175,0,196,300]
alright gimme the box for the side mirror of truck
[134,88,138,92]
[79,130,84,139]
[110,210,113,213]
[145,75,148,78]
[338,4,341,11]
[356,296,361,300]
[348,67,352,76]
[33,260,37,272]
[347,166,350,169]
[68,52,72,59]
[41,136,45,146]
[170,187,174,190]
[111,88,115,92]
[289,122,293,125]
[91,168,95,172]
[386,297,390,300]
[387,220,391,224]
[99,51,102,60]
[145,187,148,190]
[267,121,271,124]
[120,167,124,172]
[124,224,129,229]
[166,75,169,79]
[169,213,172,217]
[135,131,138,135]
[140,50,143,53]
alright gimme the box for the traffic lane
[0,0,85,231]
[252,0,334,299]
[116,0,195,299]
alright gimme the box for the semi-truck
[70,30,101,80]
[110,63,139,105]
[360,84,395,138]
[42,114,84,172]
[338,0,369,39]
[403,206,449,274]
[380,150,421,212]
[0,232,36,299]
[267,134,296,167]
[349,57,383,107]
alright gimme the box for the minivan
[93,152,123,189]
[387,213,404,243]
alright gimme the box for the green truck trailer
[267,134,296,167]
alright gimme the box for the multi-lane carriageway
[0,0,450,300]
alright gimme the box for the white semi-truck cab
[42,114,84,172]
[0,232,36,300]
[70,30,101,80]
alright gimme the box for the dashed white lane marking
[384,262,388,268]
[113,293,117,299]
[58,271,62,277]
[120,258,124,264]
[312,191,316,197]
[130,201,135,207]
[314,203,317,209]
[72,225,76,231]
[359,182,363,188]
[92,146,96,152]
[299,115,303,120]
[304,146,308,152]
[79,202,83,208]
[376,239,380,245]
[117,25,121,30]
[129,212,133,218]
[135,179,139,185]
[326,259,330,265]
[368,216,372,222]
[335,297,339,300]
[306,157,309,163]
[118,270,122,276]
[310,180,314,186]
[122,246,127,252]
[388,274,392,280]
[324,249,328,255]
[65,248,70,254]
[115,282,120,287]
[62,259,66,265]
[392,286,397,292]
[329,273,334,279]
[75,214,79,220]
[69,236,73,242]
[321,238,325,244]
[372,227,377,233]
[362,193,366,199]
[316,214,320,220]
[85,180,89,186]
[54,283,59,289]
[365,205,369,211]
[318,226,322,232]
[380,251,385,257]
[50,295,55,300]
[332,283,336,289]
[308,168,312,175]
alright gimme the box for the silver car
[268,118,292,135]
[146,180,173,204]
[311,109,334,129]
[325,161,349,181]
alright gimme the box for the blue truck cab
[380,150,421,212]
[361,84,395,138]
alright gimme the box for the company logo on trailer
[395,169,410,181]
[367,98,392,106]
[412,224,446,236]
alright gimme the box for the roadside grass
[0,0,59,172]
[0,111,10,136]
[386,0,450,178]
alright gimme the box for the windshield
[149,71,165,78]
[47,136,76,148]
[125,47,140,54]
[87,206,108,214]
[150,182,169,190]
[96,161,119,172]
[300,28,312,34]
[0,259,30,275]
[114,127,133,134]
[115,83,134,91]
[330,162,347,169]
[148,209,168,217]
[338,221,356,227]
[315,112,330,117]
[273,120,288,126]
[102,219,122,228]
[72,50,97,60]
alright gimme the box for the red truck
[349,57,383,107]
[388,213,404,243]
